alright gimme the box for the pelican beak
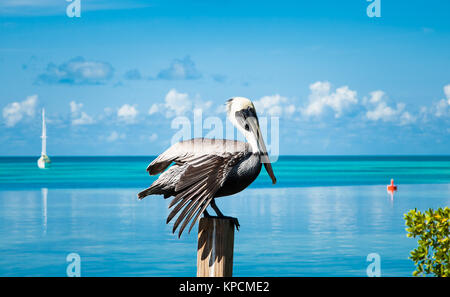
[246,116,277,184]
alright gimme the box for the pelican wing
[167,151,245,237]
[146,138,248,175]
[143,138,249,237]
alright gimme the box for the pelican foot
[220,216,240,231]
[202,214,240,231]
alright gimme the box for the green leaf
[404,207,450,277]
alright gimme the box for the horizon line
[1,154,450,158]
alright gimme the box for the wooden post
[197,217,235,277]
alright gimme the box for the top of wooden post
[197,217,235,277]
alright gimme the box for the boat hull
[37,155,51,169]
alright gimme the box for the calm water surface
[0,156,449,276]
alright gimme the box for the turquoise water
[1,156,450,189]
[0,156,449,276]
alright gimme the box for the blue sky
[0,0,449,155]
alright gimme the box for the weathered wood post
[197,217,235,277]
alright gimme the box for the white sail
[41,108,47,156]
[37,108,51,169]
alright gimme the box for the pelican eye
[244,124,250,131]
[247,107,258,119]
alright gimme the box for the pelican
[138,97,277,237]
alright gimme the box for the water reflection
[388,190,394,205]
[41,188,47,235]
[0,184,448,276]
[386,179,398,205]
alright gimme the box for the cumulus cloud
[117,104,138,123]
[72,112,94,125]
[156,56,201,80]
[365,91,415,125]
[429,84,450,118]
[253,94,296,117]
[300,82,417,125]
[433,99,448,117]
[148,104,159,115]
[444,84,450,103]
[106,131,126,142]
[399,111,416,125]
[164,89,192,116]
[149,91,294,120]
[302,81,358,118]
[148,89,214,119]
[37,57,114,85]
[70,101,94,125]
[70,101,83,114]
[149,89,192,118]
[193,100,213,116]
[2,95,38,127]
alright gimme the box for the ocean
[0,156,449,276]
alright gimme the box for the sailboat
[37,108,51,169]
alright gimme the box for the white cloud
[302,81,358,118]
[106,131,126,142]
[2,95,38,127]
[367,90,384,104]
[149,133,158,141]
[148,104,159,115]
[193,100,213,116]
[70,101,83,114]
[70,101,94,125]
[37,57,114,85]
[399,111,416,125]
[156,56,201,80]
[117,104,138,123]
[149,89,194,118]
[72,112,94,125]
[444,84,450,104]
[365,91,415,125]
[413,84,450,121]
[286,104,296,115]
[410,85,450,121]
[433,99,448,118]
[426,84,450,118]
[254,94,296,117]
[366,101,403,121]
[164,89,192,117]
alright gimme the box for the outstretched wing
[145,138,248,175]
[142,138,249,237]
[167,152,245,237]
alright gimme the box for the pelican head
[227,97,277,184]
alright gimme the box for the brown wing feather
[174,155,223,191]
[145,138,248,175]
[168,152,245,237]
[141,138,249,237]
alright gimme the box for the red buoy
[387,179,397,192]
